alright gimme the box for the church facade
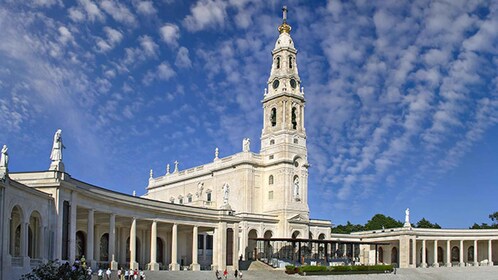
[0,7,497,280]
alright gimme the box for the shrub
[298,265,327,273]
[21,260,88,280]
[285,265,296,274]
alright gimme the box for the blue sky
[1,0,497,229]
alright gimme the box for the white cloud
[68,7,85,22]
[139,35,159,57]
[104,27,123,44]
[133,0,157,16]
[159,24,180,47]
[183,0,227,32]
[143,62,176,85]
[79,0,105,22]
[58,26,74,45]
[100,0,137,26]
[175,47,192,68]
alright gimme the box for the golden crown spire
[278,6,292,34]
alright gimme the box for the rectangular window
[198,234,204,249]
[206,235,213,250]
[207,192,212,202]
[188,196,192,203]
[268,191,274,200]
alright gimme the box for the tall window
[468,246,474,262]
[187,194,192,203]
[276,57,280,69]
[378,247,384,263]
[271,108,277,127]
[206,191,212,202]
[178,196,183,204]
[269,175,274,185]
[100,233,109,261]
[289,56,293,68]
[268,191,274,200]
[291,107,297,129]
[451,246,459,261]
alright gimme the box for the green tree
[469,211,498,229]
[364,214,403,231]
[331,221,365,234]
[415,218,441,229]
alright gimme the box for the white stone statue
[196,182,204,198]
[166,164,170,175]
[405,208,410,224]
[242,138,250,152]
[215,147,219,159]
[149,169,153,179]
[50,129,65,162]
[293,176,300,200]
[173,160,179,173]
[222,183,230,205]
[0,145,8,169]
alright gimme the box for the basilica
[0,7,497,280]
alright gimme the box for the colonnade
[410,238,495,268]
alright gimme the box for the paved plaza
[123,266,498,280]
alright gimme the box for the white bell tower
[260,7,309,234]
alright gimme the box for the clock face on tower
[272,79,280,89]
[290,78,297,89]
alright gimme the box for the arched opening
[289,56,293,68]
[270,139,275,145]
[437,246,444,263]
[291,107,297,129]
[100,233,109,261]
[76,231,86,260]
[317,234,325,259]
[10,205,23,257]
[28,211,42,259]
[247,229,258,260]
[269,175,274,185]
[391,247,398,264]
[270,108,277,127]
[468,246,474,262]
[451,246,459,262]
[276,57,280,69]
[378,247,384,263]
[157,237,164,264]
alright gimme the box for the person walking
[223,268,228,280]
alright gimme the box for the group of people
[92,267,146,280]
[215,268,242,280]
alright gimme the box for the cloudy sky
[1,0,497,228]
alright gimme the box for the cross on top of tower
[278,6,292,34]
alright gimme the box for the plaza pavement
[133,266,498,280]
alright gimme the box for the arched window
[187,193,193,203]
[206,190,212,202]
[270,139,275,145]
[289,56,293,68]
[10,205,23,257]
[75,231,86,260]
[391,247,398,264]
[438,246,444,263]
[269,175,274,185]
[378,247,384,263]
[270,108,277,127]
[451,246,459,262]
[468,246,474,262]
[100,233,109,261]
[276,57,280,69]
[291,107,297,129]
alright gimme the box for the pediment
[288,214,309,223]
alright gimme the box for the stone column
[21,221,29,264]
[130,218,139,269]
[433,240,439,267]
[488,240,494,266]
[87,209,95,268]
[217,222,227,270]
[149,220,159,271]
[412,239,417,267]
[421,240,427,268]
[232,224,239,269]
[109,214,118,269]
[69,192,77,263]
[446,240,451,267]
[212,228,218,270]
[459,240,464,267]
[473,240,478,266]
[191,225,200,271]
[170,223,179,271]
[203,233,207,260]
